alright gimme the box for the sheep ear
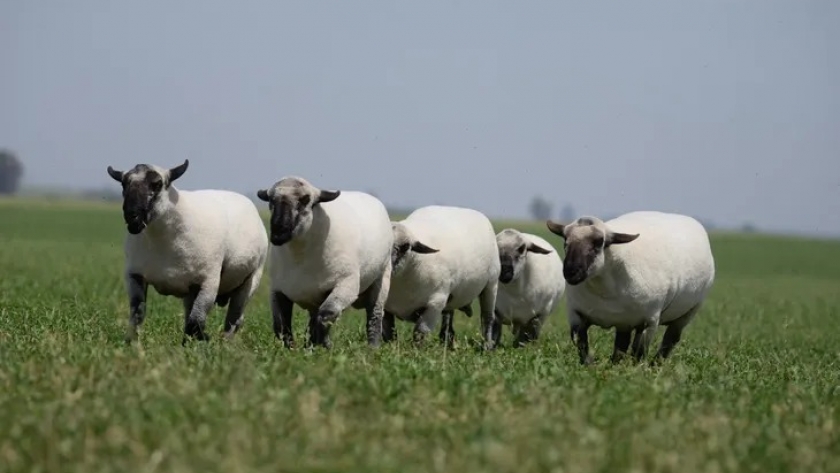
[527,242,553,254]
[546,220,566,238]
[317,189,341,204]
[606,232,639,246]
[256,189,271,202]
[168,159,189,183]
[107,166,124,182]
[411,241,439,254]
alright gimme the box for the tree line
[0,149,23,195]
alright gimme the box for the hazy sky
[3,1,838,236]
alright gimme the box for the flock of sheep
[105,159,716,364]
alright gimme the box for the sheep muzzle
[499,264,514,283]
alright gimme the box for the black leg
[572,321,593,365]
[439,310,455,348]
[514,315,542,348]
[491,320,503,347]
[611,329,632,363]
[306,309,322,348]
[182,283,213,345]
[125,273,148,343]
[383,311,397,343]
[271,291,295,348]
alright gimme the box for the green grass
[1,198,839,473]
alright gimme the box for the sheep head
[106,160,189,234]
[257,176,340,247]
[546,217,639,285]
[496,229,552,284]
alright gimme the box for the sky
[2,0,838,236]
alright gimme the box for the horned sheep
[106,159,269,344]
[493,228,565,347]
[546,211,715,365]
[384,205,501,349]
[256,176,393,349]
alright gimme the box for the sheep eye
[518,244,527,254]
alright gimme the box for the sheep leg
[511,322,524,347]
[654,304,702,362]
[631,317,661,362]
[306,309,325,348]
[383,311,397,343]
[570,311,594,365]
[491,318,503,347]
[438,310,455,348]
[125,273,148,343]
[610,329,633,363]
[514,314,543,348]
[414,298,445,345]
[222,268,263,340]
[363,265,390,347]
[478,280,499,351]
[271,290,295,348]
[182,281,219,344]
[630,326,643,355]
[313,280,360,349]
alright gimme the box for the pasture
[1,198,839,473]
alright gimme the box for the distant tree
[528,195,553,221]
[559,203,576,223]
[740,222,757,233]
[0,149,24,195]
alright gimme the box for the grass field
[1,198,839,473]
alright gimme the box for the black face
[257,178,341,247]
[498,242,529,283]
[107,159,189,235]
[267,194,310,246]
[499,253,516,283]
[119,166,165,234]
[562,236,603,285]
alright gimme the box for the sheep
[106,159,269,344]
[384,205,501,349]
[493,228,565,347]
[256,176,393,349]
[545,211,715,365]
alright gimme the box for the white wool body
[565,211,715,332]
[495,233,565,326]
[125,188,268,300]
[268,191,393,310]
[386,205,500,346]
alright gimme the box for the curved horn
[168,159,189,183]
[546,220,566,237]
[317,189,341,204]
[107,166,124,182]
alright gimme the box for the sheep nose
[270,232,292,246]
[563,267,585,285]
